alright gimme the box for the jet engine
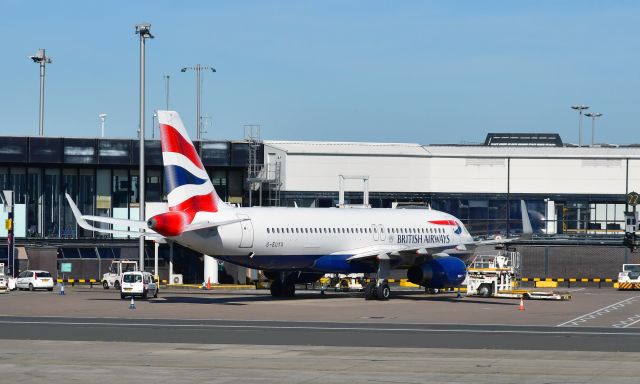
[407,257,467,288]
[147,211,190,237]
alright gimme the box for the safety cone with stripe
[129,297,136,310]
[519,297,525,311]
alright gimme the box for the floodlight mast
[181,65,216,140]
[30,49,52,137]
[584,112,603,146]
[135,23,154,272]
[99,113,107,138]
[571,105,589,146]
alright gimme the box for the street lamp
[30,49,52,136]
[135,23,154,272]
[571,105,589,146]
[99,113,107,138]
[181,65,216,140]
[584,112,603,146]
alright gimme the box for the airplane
[66,110,531,301]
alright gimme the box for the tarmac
[2,286,640,383]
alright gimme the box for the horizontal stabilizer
[182,218,247,232]
[65,193,162,239]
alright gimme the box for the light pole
[99,113,107,138]
[164,74,170,110]
[30,49,52,136]
[135,23,154,272]
[584,112,603,146]
[181,65,216,140]
[571,105,589,146]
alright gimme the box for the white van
[120,271,158,299]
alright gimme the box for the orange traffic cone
[519,297,525,311]
[206,277,211,290]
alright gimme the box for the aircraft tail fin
[156,110,228,223]
[520,200,533,239]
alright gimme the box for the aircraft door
[238,214,254,248]
[371,224,379,241]
[380,225,387,242]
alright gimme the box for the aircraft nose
[147,217,157,230]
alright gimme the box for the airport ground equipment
[466,251,570,300]
[102,260,138,289]
[617,264,640,290]
[466,250,521,298]
[0,263,7,292]
[328,273,364,292]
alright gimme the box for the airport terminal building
[2,133,640,282]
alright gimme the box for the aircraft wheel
[477,284,492,298]
[283,281,296,298]
[364,282,377,300]
[270,280,282,297]
[376,283,390,301]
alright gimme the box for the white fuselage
[172,207,475,272]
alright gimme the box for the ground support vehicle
[331,274,364,292]
[466,251,570,300]
[102,260,138,289]
[120,271,158,299]
[618,264,640,290]
[0,263,7,293]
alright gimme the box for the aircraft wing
[65,193,163,239]
[342,244,412,261]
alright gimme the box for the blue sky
[2,1,639,144]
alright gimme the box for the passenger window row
[265,227,446,234]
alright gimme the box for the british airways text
[397,234,451,244]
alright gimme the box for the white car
[120,271,158,300]
[15,270,55,291]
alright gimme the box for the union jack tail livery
[151,111,227,234]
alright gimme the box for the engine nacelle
[407,257,467,288]
[147,211,190,237]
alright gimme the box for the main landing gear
[364,255,392,301]
[269,276,296,298]
[364,281,390,301]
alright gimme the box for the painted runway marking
[612,314,640,328]
[558,296,640,327]
[1,319,640,336]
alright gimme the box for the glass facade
[0,137,248,240]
